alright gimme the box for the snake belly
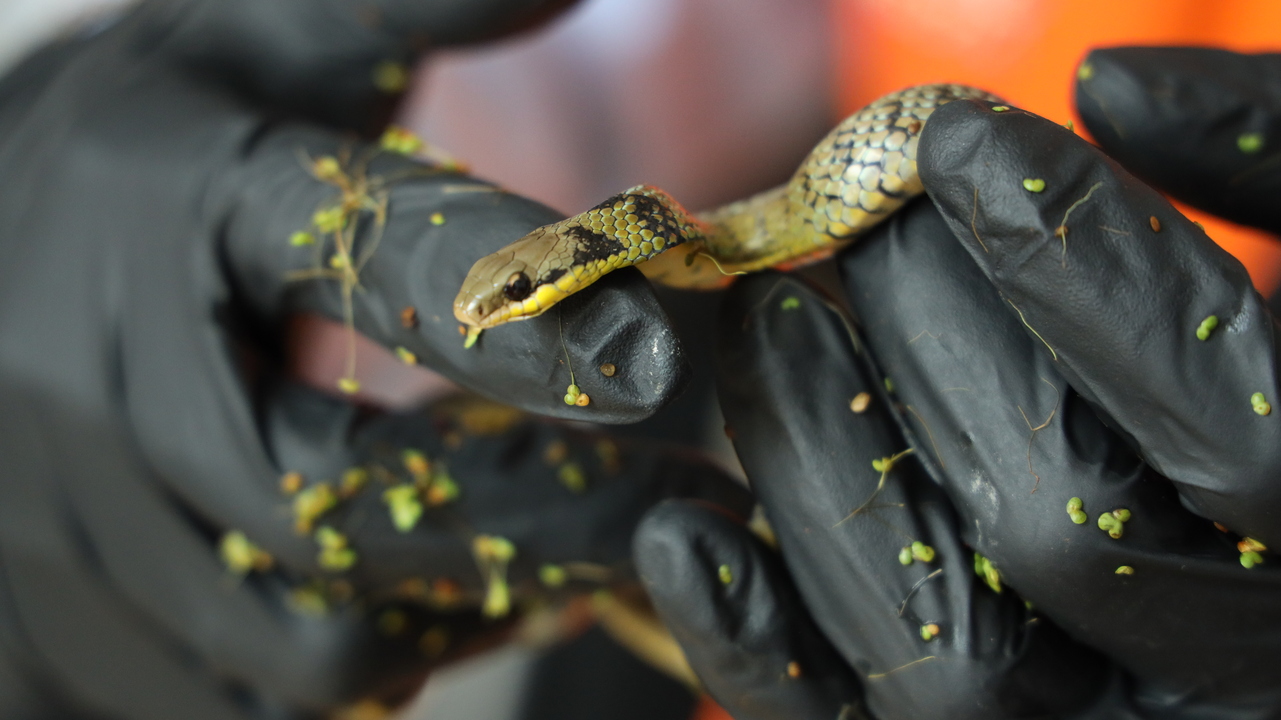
[454,84,1001,333]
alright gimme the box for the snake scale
[453,84,1001,341]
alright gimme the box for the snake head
[453,226,577,330]
[455,185,690,330]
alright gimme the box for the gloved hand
[636,47,1281,719]
[0,2,752,718]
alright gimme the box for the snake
[453,84,1001,342]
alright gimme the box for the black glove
[1074,46,1281,236]
[636,47,1281,719]
[0,2,752,718]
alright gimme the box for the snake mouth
[452,282,571,330]
[451,287,552,329]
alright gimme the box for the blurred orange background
[834,0,1281,295]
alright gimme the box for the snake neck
[698,177,854,275]
[635,183,819,289]
[701,183,789,265]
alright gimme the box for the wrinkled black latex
[636,49,1281,719]
[1076,47,1281,235]
[0,2,754,718]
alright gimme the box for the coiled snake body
[454,84,1000,339]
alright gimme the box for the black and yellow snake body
[454,84,1001,339]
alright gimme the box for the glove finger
[1075,46,1281,234]
[634,501,863,720]
[0,553,249,720]
[217,124,686,422]
[840,197,1281,715]
[259,381,753,594]
[0,389,442,717]
[128,0,581,130]
[918,98,1281,543]
[715,273,1106,720]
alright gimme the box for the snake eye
[502,272,533,302]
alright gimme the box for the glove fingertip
[635,501,862,720]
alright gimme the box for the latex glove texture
[637,47,1281,720]
[0,1,752,718]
